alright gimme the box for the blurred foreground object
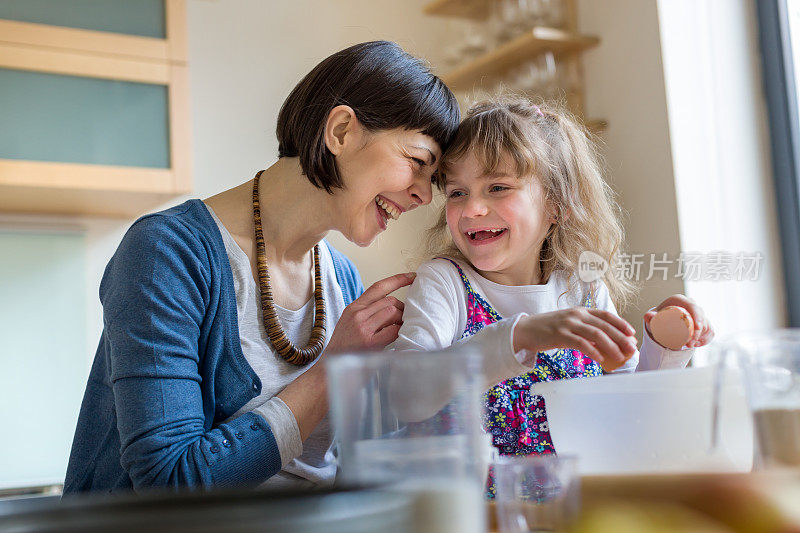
[717,330,800,469]
[0,487,415,533]
[326,349,487,533]
[575,470,800,533]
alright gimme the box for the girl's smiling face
[444,151,556,285]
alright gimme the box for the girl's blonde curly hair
[422,95,636,310]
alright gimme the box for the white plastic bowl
[530,367,753,475]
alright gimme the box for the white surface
[531,367,753,475]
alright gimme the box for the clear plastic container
[718,330,800,468]
[493,455,580,533]
[326,349,487,533]
[530,366,753,475]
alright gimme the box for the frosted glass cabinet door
[0,0,166,38]
[0,68,170,168]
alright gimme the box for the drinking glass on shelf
[458,20,491,62]
[508,61,541,93]
[442,40,463,70]
[499,0,529,41]
[521,0,547,27]
[488,0,508,43]
[531,51,558,97]
[540,0,566,28]
[554,56,581,94]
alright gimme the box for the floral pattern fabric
[441,259,603,498]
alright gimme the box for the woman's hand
[325,272,416,354]
[513,308,638,372]
[644,294,715,349]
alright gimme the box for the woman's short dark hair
[277,40,460,193]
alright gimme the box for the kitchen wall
[577,0,685,335]
[0,0,785,368]
[0,1,459,488]
[186,0,457,293]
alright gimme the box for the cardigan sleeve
[102,215,282,491]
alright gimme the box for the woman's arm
[277,272,415,441]
[106,216,282,491]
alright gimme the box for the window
[757,0,800,327]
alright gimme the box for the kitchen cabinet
[0,0,191,217]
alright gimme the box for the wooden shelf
[423,0,490,20]
[442,27,599,91]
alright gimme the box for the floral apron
[441,259,603,498]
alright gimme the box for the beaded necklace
[252,170,325,365]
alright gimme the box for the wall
[186,0,458,289]
[0,0,784,381]
[0,0,461,369]
[577,0,686,336]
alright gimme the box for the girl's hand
[644,294,715,349]
[513,308,638,372]
[325,273,415,354]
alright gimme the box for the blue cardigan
[63,200,364,494]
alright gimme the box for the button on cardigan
[63,200,363,494]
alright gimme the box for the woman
[63,41,460,493]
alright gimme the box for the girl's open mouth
[465,228,507,245]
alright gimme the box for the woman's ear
[324,105,358,156]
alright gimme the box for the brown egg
[649,306,695,350]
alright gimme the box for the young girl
[391,96,714,496]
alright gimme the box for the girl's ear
[554,208,571,224]
[324,105,358,156]
[547,200,569,224]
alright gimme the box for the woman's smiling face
[333,126,441,247]
[443,151,556,284]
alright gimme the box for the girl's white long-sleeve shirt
[390,258,693,386]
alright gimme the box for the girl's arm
[390,260,533,390]
[592,282,697,372]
